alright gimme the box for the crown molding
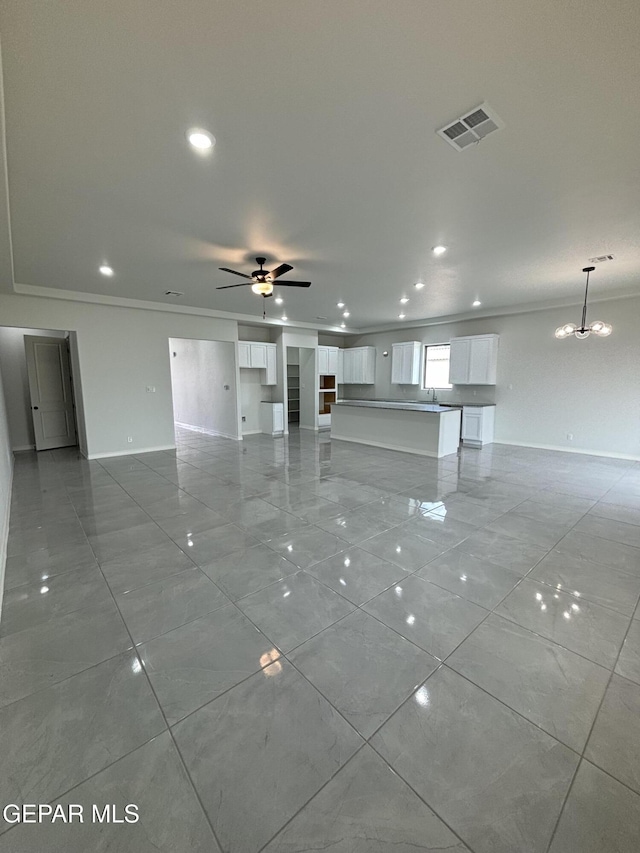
[10,282,354,335]
[351,288,640,335]
[9,281,639,338]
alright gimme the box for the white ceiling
[1,0,639,330]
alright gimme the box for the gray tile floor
[1,426,640,852]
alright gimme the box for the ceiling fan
[217,257,311,298]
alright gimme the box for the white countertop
[333,400,456,414]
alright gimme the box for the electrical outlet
[127,436,133,443]
[146,386,156,393]
[566,433,573,441]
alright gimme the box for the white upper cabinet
[317,346,340,376]
[391,341,422,384]
[264,343,277,385]
[449,334,499,385]
[328,347,339,376]
[250,343,267,369]
[317,346,329,375]
[341,346,375,384]
[238,341,251,368]
[238,341,277,385]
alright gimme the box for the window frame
[422,343,453,390]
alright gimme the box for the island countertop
[333,400,458,414]
[331,400,462,458]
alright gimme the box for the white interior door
[24,335,77,450]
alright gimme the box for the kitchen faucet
[427,388,438,402]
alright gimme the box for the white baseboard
[496,440,640,462]
[330,433,440,458]
[299,424,319,432]
[88,444,177,460]
[12,444,34,452]
[241,429,262,436]
[0,455,14,624]
[175,422,241,441]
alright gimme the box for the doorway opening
[168,337,240,441]
[0,326,85,453]
[286,346,316,431]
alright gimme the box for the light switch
[146,386,156,393]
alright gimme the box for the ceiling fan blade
[269,263,293,279]
[216,283,253,289]
[219,267,252,279]
[277,281,311,287]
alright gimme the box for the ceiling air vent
[587,254,614,263]
[437,102,504,151]
[164,290,184,297]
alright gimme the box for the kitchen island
[330,400,461,458]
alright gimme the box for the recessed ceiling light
[340,322,346,328]
[414,281,424,289]
[432,245,447,256]
[400,297,409,304]
[99,264,114,277]
[337,301,345,308]
[343,311,350,318]
[472,299,481,307]
[275,296,283,305]
[398,313,406,319]
[187,129,214,150]
[281,315,288,321]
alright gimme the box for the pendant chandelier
[555,266,612,339]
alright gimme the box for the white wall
[0,327,67,450]
[0,294,238,458]
[237,324,276,343]
[0,363,13,619]
[347,296,640,459]
[239,370,273,435]
[169,338,239,440]
[299,347,318,430]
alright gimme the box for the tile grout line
[543,600,640,852]
[64,455,228,853]
[5,440,639,851]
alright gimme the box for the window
[423,344,452,389]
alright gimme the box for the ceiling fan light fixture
[251,280,273,296]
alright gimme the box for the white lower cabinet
[461,406,495,446]
[260,402,284,436]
